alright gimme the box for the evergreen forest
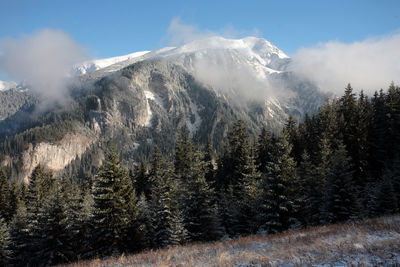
[0,83,399,266]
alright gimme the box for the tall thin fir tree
[0,217,10,266]
[90,146,141,257]
[322,143,358,224]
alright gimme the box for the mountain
[0,36,328,182]
[73,50,151,75]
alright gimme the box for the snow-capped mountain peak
[74,50,151,75]
[0,80,18,91]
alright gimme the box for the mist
[290,33,400,94]
[0,29,88,105]
[166,18,286,103]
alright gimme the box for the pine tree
[34,187,73,266]
[367,90,389,178]
[19,165,55,265]
[256,127,273,174]
[297,151,319,226]
[257,132,300,233]
[0,169,16,222]
[204,136,216,185]
[284,116,302,163]
[376,167,399,215]
[148,148,187,248]
[133,162,150,198]
[90,146,141,257]
[9,204,30,266]
[322,143,357,223]
[0,217,10,266]
[183,149,222,241]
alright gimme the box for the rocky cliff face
[19,133,96,182]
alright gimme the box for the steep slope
[0,36,328,182]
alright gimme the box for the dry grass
[59,215,400,267]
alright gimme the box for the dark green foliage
[90,147,141,257]
[257,132,300,233]
[0,169,16,222]
[4,82,400,265]
[34,188,74,266]
[322,143,357,223]
[133,162,150,198]
[0,217,10,266]
[181,149,222,241]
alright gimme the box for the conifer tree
[204,136,216,185]
[0,217,10,266]
[0,169,16,222]
[256,127,273,173]
[149,147,187,248]
[257,132,299,233]
[322,143,357,223]
[34,187,73,266]
[90,146,141,257]
[297,151,319,226]
[183,149,222,241]
[9,204,30,266]
[133,162,150,198]
[376,166,399,215]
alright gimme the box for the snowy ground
[61,215,400,267]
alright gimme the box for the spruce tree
[257,132,300,233]
[148,148,187,248]
[90,146,141,257]
[322,143,357,223]
[297,151,319,226]
[34,187,73,266]
[0,217,10,266]
[133,162,150,198]
[376,167,399,215]
[0,169,16,222]
[183,149,222,241]
[9,204,30,266]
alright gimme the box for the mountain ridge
[0,36,327,182]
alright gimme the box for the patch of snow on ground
[144,90,154,127]
[143,90,166,127]
[186,101,202,137]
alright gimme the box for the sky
[1,0,400,92]
[1,0,399,57]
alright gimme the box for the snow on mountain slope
[0,80,18,91]
[158,36,289,72]
[75,36,289,78]
[74,50,150,75]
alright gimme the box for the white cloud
[290,33,400,94]
[166,17,261,46]
[0,29,88,105]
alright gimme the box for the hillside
[0,36,327,183]
[60,215,400,267]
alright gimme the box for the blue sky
[1,0,399,58]
[1,0,400,88]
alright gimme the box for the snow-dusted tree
[90,146,141,257]
[322,143,358,223]
[257,132,300,233]
[0,217,10,266]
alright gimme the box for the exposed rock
[20,133,96,182]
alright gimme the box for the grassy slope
[61,215,400,267]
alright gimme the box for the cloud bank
[166,18,284,102]
[0,29,88,104]
[166,17,261,46]
[290,33,400,94]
